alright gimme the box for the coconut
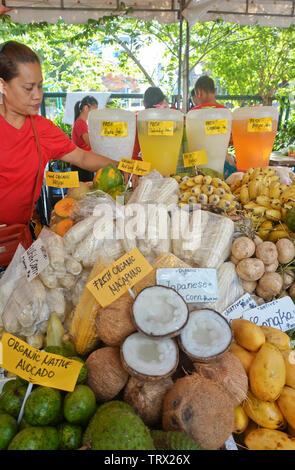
[121,332,179,381]
[132,286,189,339]
[123,376,174,427]
[95,292,136,347]
[85,346,129,402]
[194,351,248,407]
[178,309,232,362]
[162,373,235,450]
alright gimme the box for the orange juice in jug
[232,106,278,171]
[137,108,184,177]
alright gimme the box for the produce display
[2,159,295,452]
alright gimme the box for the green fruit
[84,403,155,450]
[108,184,126,199]
[83,401,135,445]
[0,384,27,418]
[93,164,124,193]
[8,426,60,450]
[0,413,18,449]
[23,386,62,426]
[69,357,87,384]
[63,385,96,426]
[58,422,83,450]
[151,430,203,450]
[286,207,295,232]
[44,345,71,357]
[18,416,31,430]
[2,380,18,393]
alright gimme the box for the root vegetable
[123,376,173,427]
[231,236,256,260]
[255,241,278,266]
[289,283,295,299]
[162,373,235,450]
[85,347,129,402]
[230,254,239,265]
[276,238,295,264]
[282,271,295,290]
[236,258,265,282]
[257,272,283,299]
[242,280,257,294]
[253,235,263,246]
[264,259,279,273]
[194,352,248,407]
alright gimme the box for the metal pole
[177,9,184,110]
[182,19,190,113]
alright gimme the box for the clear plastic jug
[137,108,184,177]
[185,108,232,175]
[88,108,136,161]
[232,106,279,171]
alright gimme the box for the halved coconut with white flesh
[132,286,189,338]
[121,332,179,381]
[179,309,232,362]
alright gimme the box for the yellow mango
[245,428,295,450]
[231,318,265,352]
[277,386,295,429]
[233,406,249,434]
[229,342,256,375]
[260,326,290,351]
[249,342,286,402]
[281,349,295,389]
[243,390,285,429]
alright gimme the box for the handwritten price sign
[101,121,128,137]
[45,171,79,188]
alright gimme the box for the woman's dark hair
[143,86,166,109]
[194,75,216,94]
[74,95,98,121]
[0,41,40,82]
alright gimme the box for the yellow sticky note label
[183,150,208,167]
[45,171,79,188]
[87,247,153,308]
[205,119,228,135]
[148,121,174,136]
[247,117,272,132]
[101,121,128,137]
[0,333,82,392]
[118,158,135,174]
[133,160,151,176]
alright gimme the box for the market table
[269,151,295,169]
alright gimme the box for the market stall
[1,0,295,453]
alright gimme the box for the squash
[54,197,77,218]
[55,218,74,237]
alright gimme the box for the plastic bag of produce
[70,190,119,222]
[127,170,179,207]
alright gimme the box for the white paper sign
[225,295,295,332]
[222,293,258,321]
[21,238,49,282]
[156,268,218,303]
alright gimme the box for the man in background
[190,75,227,110]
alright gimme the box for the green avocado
[0,384,27,418]
[1,380,18,393]
[63,385,96,426]
[58,422,83,450]
[23,386,62,426]
[69,356,87,384]
[8,426,60,450]
[0,413,18,450]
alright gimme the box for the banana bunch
[230,167,295,241]
[174,174,239,212]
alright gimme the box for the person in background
[190,75,227,110]
[71,95,98,181]
[190,75,236,177]
[132,86,168,160]
[0,41,120,227]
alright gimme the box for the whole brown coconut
[85,346,129,401]
[124,376,174,427]
[95,293,136,347]
[194,351,248,407]
[162,373,235,450]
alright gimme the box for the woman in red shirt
[0,41,119,226]
[71,95,98,182]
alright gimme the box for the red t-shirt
[0,114,76,225]
[72,119,91,151]
[189,102,227,111]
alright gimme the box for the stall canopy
[3,1,295,27]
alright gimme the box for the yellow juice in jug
[138,121,183,177]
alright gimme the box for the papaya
[54,198,77,219]
[93,164,124,193]
[108,185,125,199]
[55,218,74,237]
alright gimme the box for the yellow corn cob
[256,195,271,207]
[201,184,214,196]
[193,175,204,184]
[265,209,281,222]
[191,185,202,196]
[240,185,250,204]
[203,175,212,185]
[70,257,109,355]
